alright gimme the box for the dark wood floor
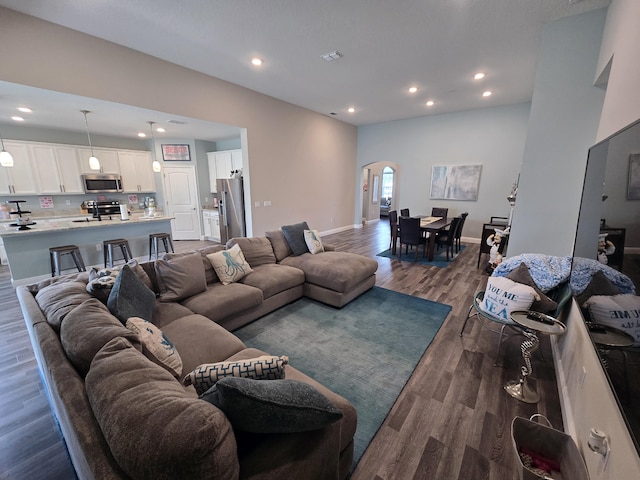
[0,222,563,480]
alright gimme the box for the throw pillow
[200,377,343,433]
[126,317,183,378]
[304,229,324,254]
[154,252,207,302]
[506,263,557,313]
[206,244,253,285]
[226,237,277,266]
[281,221,310,256]
[584,294,640,347]
[479,276,539,322]
[183,355,289,396]
[86,259,154,303]
[107,264,156,323]
[576,270,621,307]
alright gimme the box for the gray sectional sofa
[17,228,378,480]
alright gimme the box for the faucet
[92,198,102,221]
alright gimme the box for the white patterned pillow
[304,229,324,254]
[126,317,182,378]
[584,294,640,347]
[479,276,538,322]
[183,355,288,396]
[207,244,254,285]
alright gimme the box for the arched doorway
[360,162,398,223]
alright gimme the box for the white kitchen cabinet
[30,144,84,194]
[202,209,220,242]
[0,141,39,195]
[77,147,120,174]
[118,151,155,193]
[207,149,242,193]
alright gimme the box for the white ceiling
[0,0,610,140]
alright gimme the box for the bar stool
[49,245,86,277]
[103,238,132,268]
[149,232,174,260]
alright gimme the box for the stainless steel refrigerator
[216,178,246,243]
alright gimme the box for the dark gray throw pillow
[107,264,156,323]
[281,221,310,256]
[200,377,343,433]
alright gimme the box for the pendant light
[0,130,13,167]
[81,110,101,171]
[148,121,162,172]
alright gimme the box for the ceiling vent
[321,51,343,62]
[167,119,187,125]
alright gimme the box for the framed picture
[372,175,379,203]
[161,144,191,161]
[430,164,482,201]
[627,154,640,200]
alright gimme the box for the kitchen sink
[71,218,103,223]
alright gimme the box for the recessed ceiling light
[348,107,355,113]
[11,116,24,122]
[138,132,147,138]
[251,57,263,66]
[474,72,485,80]
[482,90,492,97]
[426,100,435,107]
[408,86,418,93]
[17,107,32,113]
[156,127,166,133]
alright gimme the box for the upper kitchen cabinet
[0,141,39,195]
[207,149,242,192]
[118,151,155,193]
[78,147,120,174]
[30,144,84,194]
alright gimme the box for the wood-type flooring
[0,222,564,479]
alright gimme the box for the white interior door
[162,166,201,240]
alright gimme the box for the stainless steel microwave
[82,174,123,193]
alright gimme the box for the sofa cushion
[304,229,325,254]
[150,301,195,329]
[85,337,239,480]
[281,222,310,256]
[265,229,293,262]
[161,314,246,376]
[87,259,154,302]
[506,263,557,313]
[584,294,640,347]
[107,264,156,323]
[207,244,254,285]
[281,251,378,293]
[226,237,276,267]
[183,355,289,395]
[162,245,225,285]
[60,298,142,377]
[155,252,207,302]
[479,276,538,321]
[240,263,305,299]
[179,283,263,323]
[200,377,343,434]
[576,270,621,307]
[35,281,94,333]
[126,317,183,378]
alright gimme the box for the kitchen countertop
[0,214,173,237]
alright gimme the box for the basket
[511,415,590,480]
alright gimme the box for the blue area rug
[233,286,452,468]
[377,245,466,267]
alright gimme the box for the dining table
[391,216,452,261]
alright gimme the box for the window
[381,166,394,200]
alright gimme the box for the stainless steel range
[84,200,121,217]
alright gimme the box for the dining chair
[400,208,410,217]
[454,212,469,253]
[435,216,462,260]
[388,210,399,250]
[398,216,426,261]
[431,207,448,219]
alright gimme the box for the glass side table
[505,310,567,403]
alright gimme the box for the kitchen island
[0,214,173,286]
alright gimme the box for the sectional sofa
[17,227,378,480]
